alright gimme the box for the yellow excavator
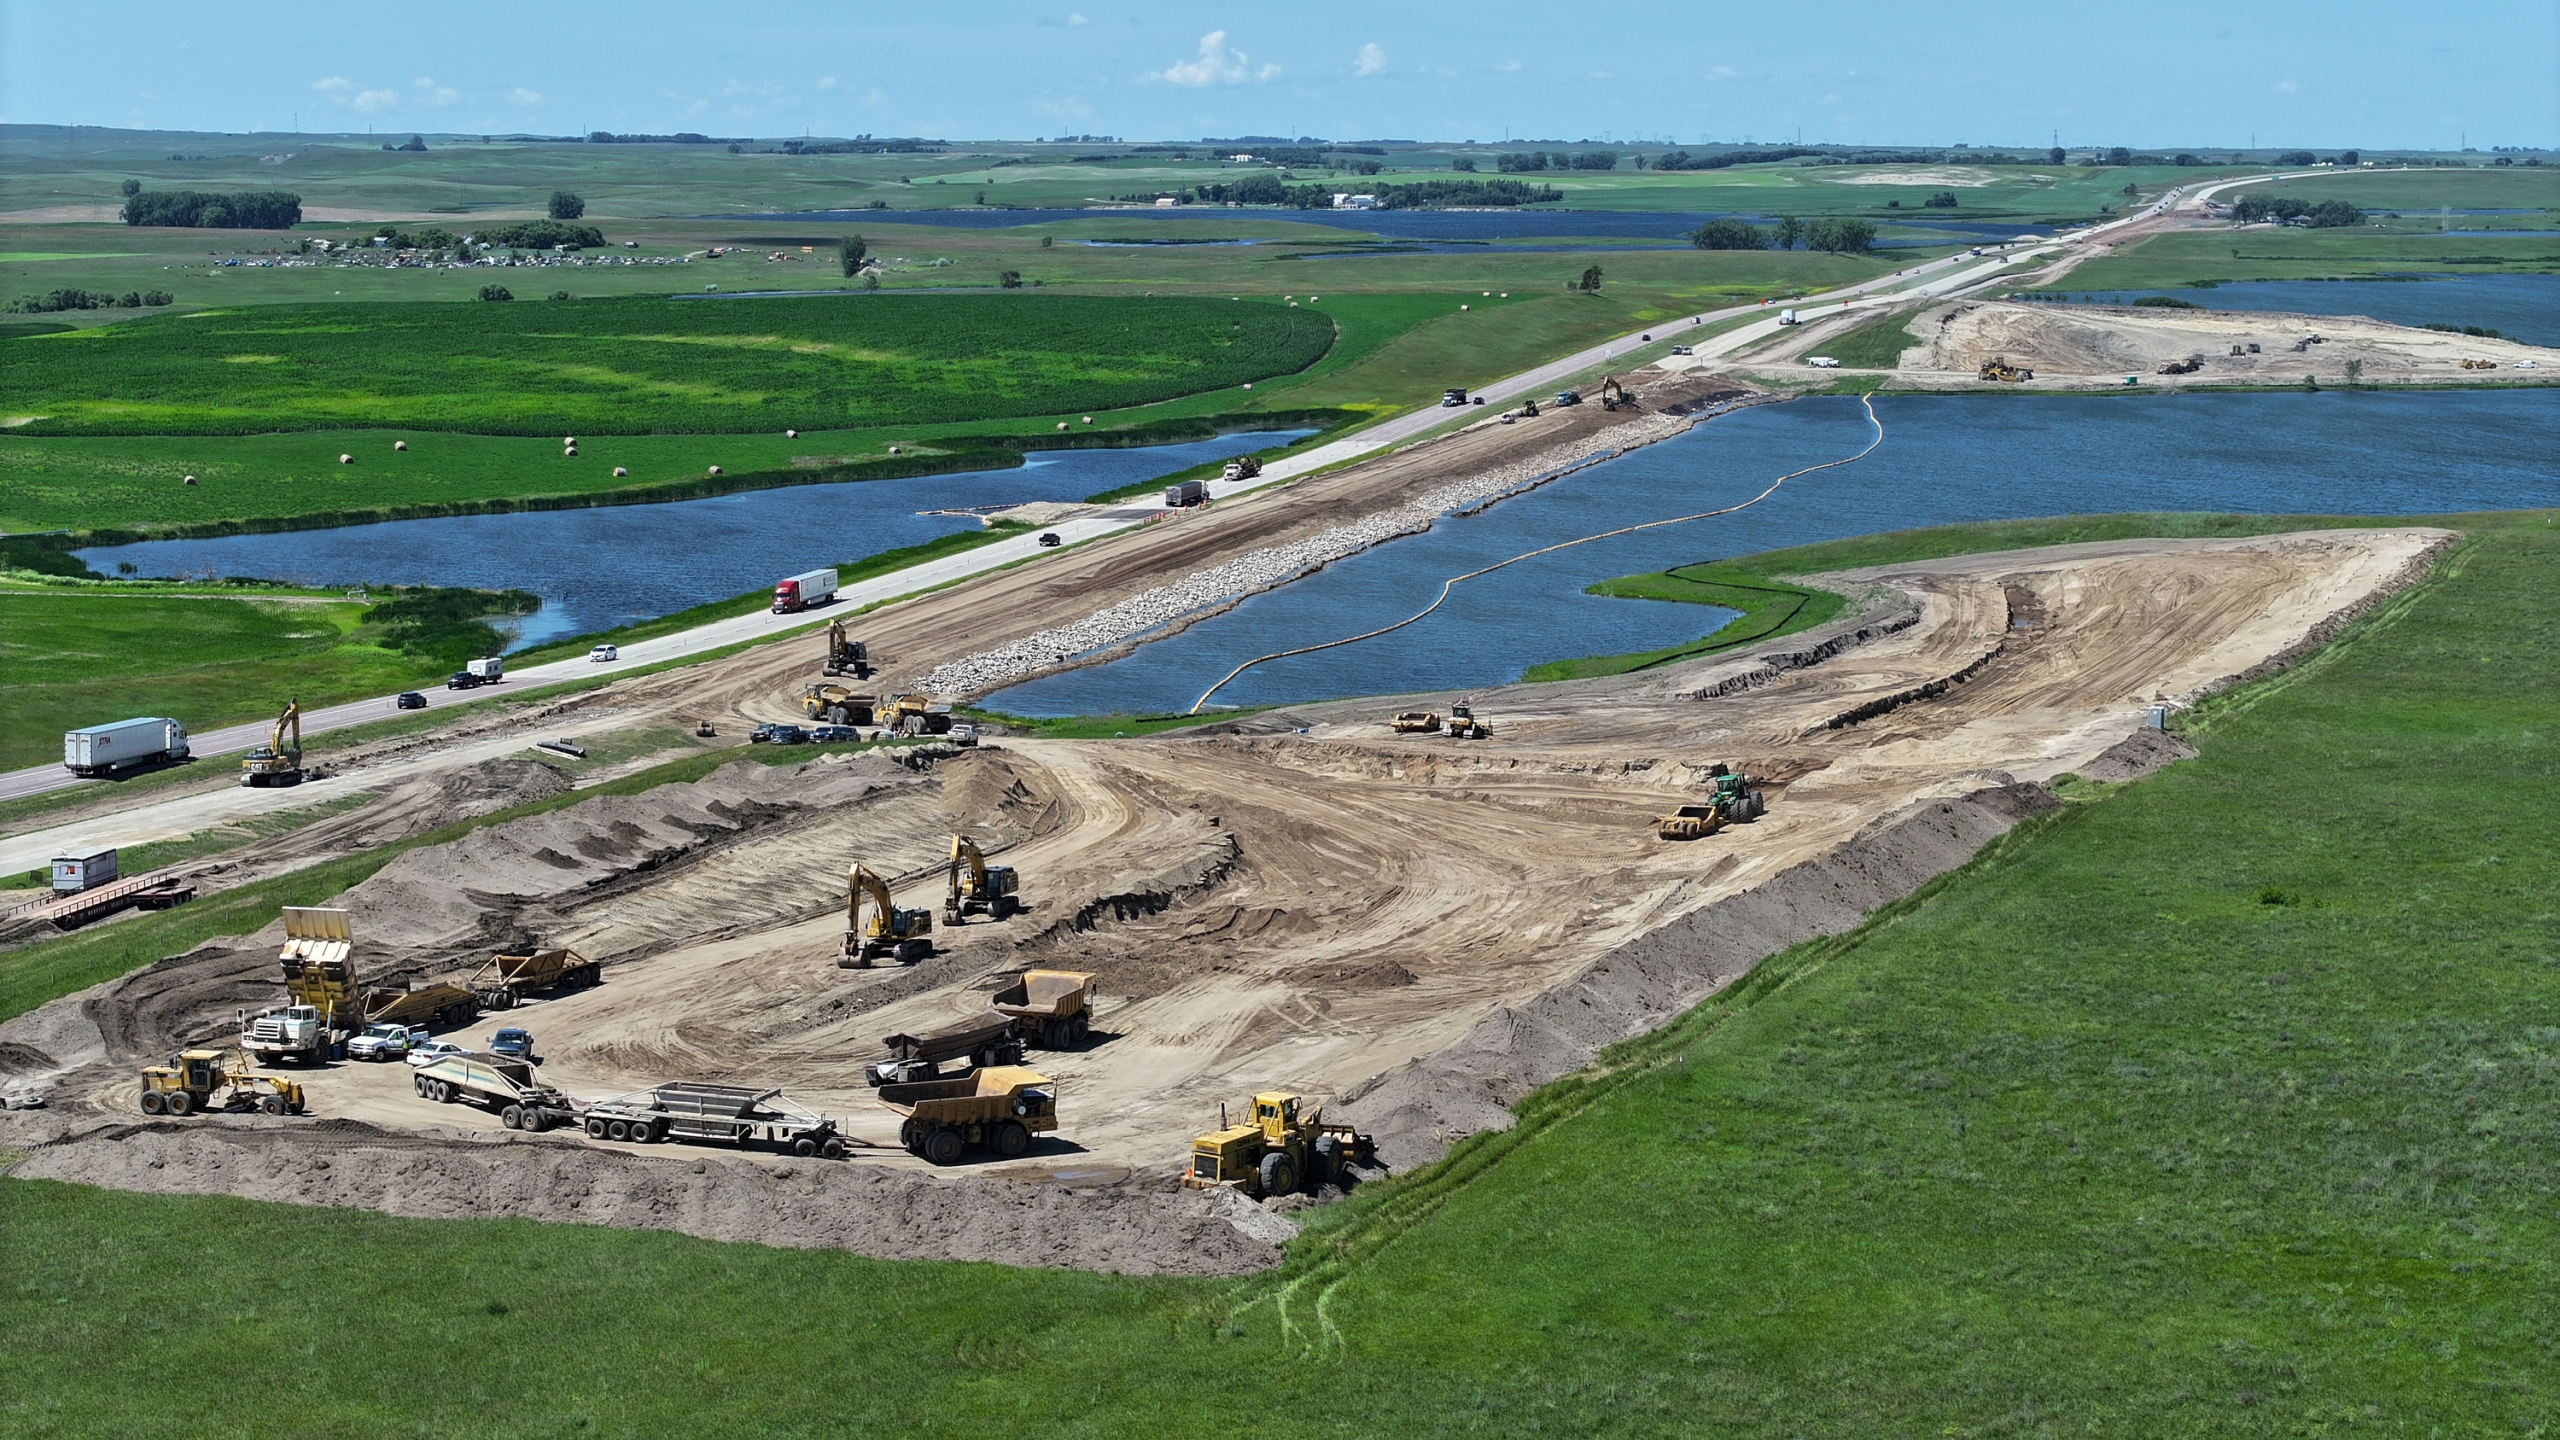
[240,699,304,787]
[944,835,1022,924]
[1598,376,1635,411]
[839,863,934,968]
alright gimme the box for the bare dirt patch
[1888,299,2558,389]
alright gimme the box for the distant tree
[143,289,172,305]
[1690,218,1768,250]
[2174,153,2200,167]
[478,284,514,302]
[1577,265,1604,292]
[121,190,301,229]
[1570,150,1617,171]
[839,234,867,275]
[2306,198,2366,228]
[547,190,585,221]
[548,290,571,301]
[2122,182,2139,195]
[2277,150,2318,166]
[1804,218,1876,253]
[2047,146,2066,165]
[1774,215,1806,250]
[2105,146,2132,166]
[999,270,1023,288]
[398,134,428,153]
[1923,190,1958,208]
[1631,154,1651,170]
[1451,156,1477,172]
[119,290,142,307]
[2338,149,2360,166]
[119,179,141,197]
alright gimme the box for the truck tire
[501,1105,524,1130]
[921,1127,967,1166]
[1041,1019,1066,1050]
[1258,1151,1297,1197]
[828,706,850,725]
[605,1119,630,1141]
[792,1136,818,1158]
[261,1095,287,1116]
[1069,1014,1090,1046]
[822,1137,849,1160]
[165,1090,194,1117]
[994,1121,1031,1158]
[586,1116,607,1138]
[900,1119,923,1152]
[1312,1135,1341,1186]
[140,1089,166,1115]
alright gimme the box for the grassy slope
[4,509,2550,1435]
[0,588,452,771]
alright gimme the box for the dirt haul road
[2,525,2447,1270]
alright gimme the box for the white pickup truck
[347,1023,429,1061]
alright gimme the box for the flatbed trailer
[581,1082,851,1159]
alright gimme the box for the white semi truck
[62,717,190,777]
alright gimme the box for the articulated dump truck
[864,970,1096,1086]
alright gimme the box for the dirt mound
[2076,727,2198,782]
[1339,783,2061,1168]
[435,756,576,815]
[1906,300,2558,388]
[10,1120,1290,1276]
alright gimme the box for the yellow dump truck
[863,970,1096,1086]
[880,1066,1058,1165]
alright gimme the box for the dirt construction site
[1,363,2453,1264]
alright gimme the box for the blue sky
[4,1,2552,150]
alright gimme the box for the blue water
[77,431,1314,648]
[992,390,2559,716]
[733,206,2057,247]
[2041,275,2560,347]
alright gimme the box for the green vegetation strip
[0,294,1336,437]
[4,509,2550,1435]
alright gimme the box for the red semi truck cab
[772,568,840,613]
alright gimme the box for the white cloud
[311,76,353,95]
[816,75,840,91]
[1147,30,1276,87]
[2274,78,2300,93]
[1709,65,1738,79]
[414,77,461,105]
[1355,42,1386,77]
[351,89,400,113]
[1494,59,1523,73]
[1069,11,1088,23]
[508,87,545,106]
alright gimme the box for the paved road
[3,177,2316,818]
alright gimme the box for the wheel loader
[944,835,1021,924]
[139,1049,307,1117]
[1181,1091,1376,1199]
[839,862,934,967]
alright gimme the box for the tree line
[2230,195,2365,227]
[121,189,302,229]
[1497,150,1622,172]
[1122,175,1563,210]
[1691,216,1877,253]
[7,287,174,314]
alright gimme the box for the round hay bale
[394,440,408,451]
[708,465,722,475]
[338,453,354,464]
[612,466,628,477]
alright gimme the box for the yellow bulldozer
[240,699,304,787]
[1444,703,1492,739]
[840,862,934,968]
[1182,1091,1377,1199]
[1978,356,2034,383]
[944,835,1022,924]
[139,1049,307,1117]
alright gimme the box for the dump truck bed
[880,1012,1018,1063]
[990,969,1094,1021]
[878,1066,1057,1128]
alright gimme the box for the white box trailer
[51,850,118,893]
[62,717,189,777]
[772,568,839,613]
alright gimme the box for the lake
[2048,274,2560,347]
[988,390,2558,716]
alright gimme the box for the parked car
[948,722,979,747]
[406,1040,469,1069]
[348,1023,429,1061]
[395,692,428,710]
[1670,345,1694,356]
[589,644,619,663]
[805,723,860,744]
[765,724,808,746]
[447,671,487,691]
[490,1027,534,1061]
[747,723,781,744]
[1037,532,1062,548]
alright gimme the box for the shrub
[1923,190,1958,208]
[2132,296,2201,308]
[478,285,514,302]
[1690,219,1768,250]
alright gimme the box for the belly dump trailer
[580,1082,851,1158]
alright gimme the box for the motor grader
[840,862,934,967]
[1182,1091,1375,1199]
[139,1049,307,1117]
[944,835,1021,924]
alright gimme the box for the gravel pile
[919,415,1693,699]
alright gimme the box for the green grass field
[1804,307,1925,369]
[4,507,2550,1434]
[0,293,1335,436]
[0,586,459,771]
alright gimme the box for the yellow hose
[1188,394,1885,714]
